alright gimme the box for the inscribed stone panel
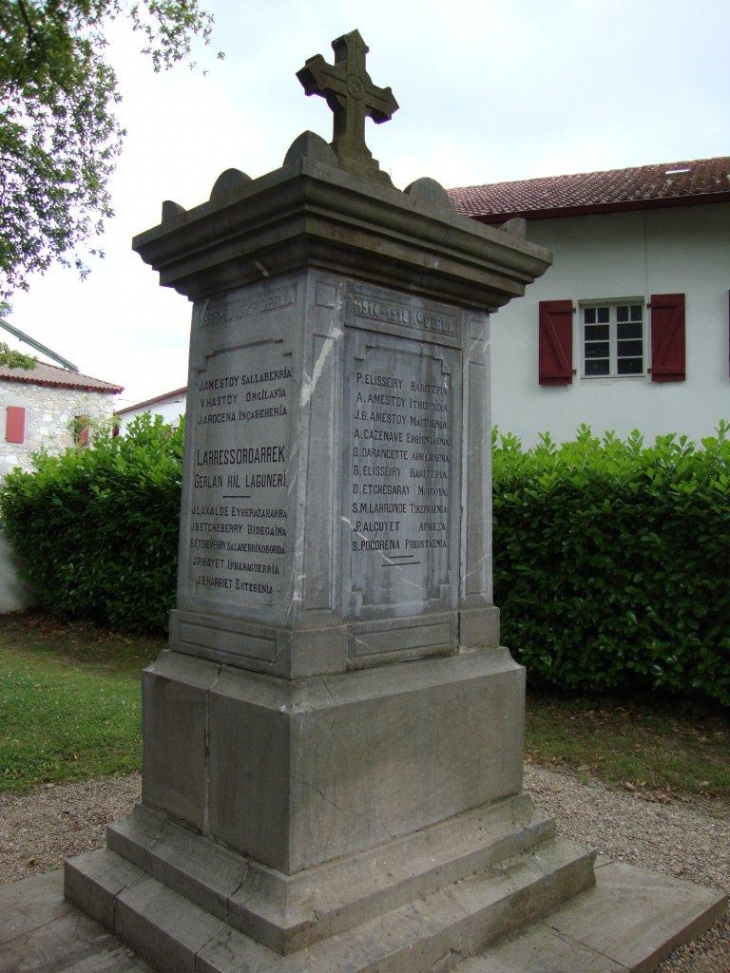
[342,323,461,619]
[183,339,293,612]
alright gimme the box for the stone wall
[0,382,116,479]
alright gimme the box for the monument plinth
[63,31,724,973]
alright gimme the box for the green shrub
[492,423,730,706]
[0,414,183,636]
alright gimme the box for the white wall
[490,202,730,446]
[0,532,35,613]
[117,393,186,433]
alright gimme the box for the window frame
[579,298,647,380]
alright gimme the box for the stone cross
[297,29,398,179]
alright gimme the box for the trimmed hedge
[2,411,728,703]
[492,424,730,706]
[0,415,183,636]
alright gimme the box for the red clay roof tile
[0,361,122,393]
[449,156,730,222]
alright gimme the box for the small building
[0,360,123,478]
[450,156,730,445]
[115,386,187,433]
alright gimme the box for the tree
[0,1,220,299]
[0,303,37,368]
[0,342,36,368]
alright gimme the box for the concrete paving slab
[454,858,726,973]
[545,860,727,973]
[0,869,71,945]
[0,872,151,973]
[455,922,628,972]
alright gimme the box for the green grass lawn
[525,692,729,800]
[0,614,161,794]
[0,613,727,801]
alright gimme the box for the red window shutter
[650,293,686,382]
[6,406,25,444]
[539,300,574,385]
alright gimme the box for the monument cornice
[133,157,552,309]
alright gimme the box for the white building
[450,156,730,445]
[0,362,122,478]
[115,386,186,433]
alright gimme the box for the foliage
[0,413,183,635]
[492,423,730,706]
[0,341,35,369]
[0,0,220,298]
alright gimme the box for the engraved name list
[186,346,292,606]
[344,333,459,614]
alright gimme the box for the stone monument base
[63,647,604,973]
[63,644,727,972]
[66,804,595,973]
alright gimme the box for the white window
[581,302,645,377]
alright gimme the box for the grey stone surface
[79,794,557,956]
[168,267,501,677]
[115,875,226,973]
[106,803,167,870]
[65,848,143,932]
[296,30,398,181]
[132,152,551,310]
[140,651,219,827]
[209,167,252,201]
[69,835,595,973]
[548,860,728,973]
[283,130,338,168]
[130,648,527,876]
[3,862,725,973]
[456,860,727,973]
[404,176,455,211]
[0,869,71,946]
[0,871,152,973]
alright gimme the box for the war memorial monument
[60,30,725,973]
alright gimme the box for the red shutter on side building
[6,406,25,444]
[650,293,686,382]
[539,300,574,385]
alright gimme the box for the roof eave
[0,373,122,394]
[464,191,730,225]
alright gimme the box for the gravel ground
[0,767,727,971]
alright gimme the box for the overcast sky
[6,0,729,408]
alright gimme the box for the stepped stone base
[65,805,596,973]
[98,794,560,954]
[2,851,723,973]
[57,647,726,972]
